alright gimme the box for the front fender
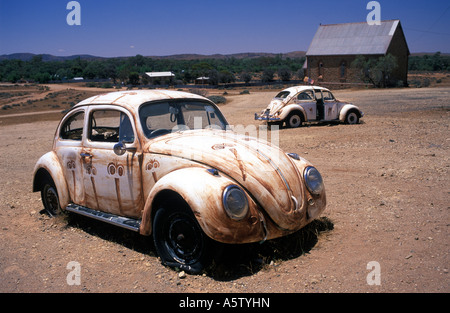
[33,151,70,209]
[139,167,266,244]
[339,104,363,122]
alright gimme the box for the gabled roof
[306,20,409,56]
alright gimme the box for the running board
[66,204,141,232]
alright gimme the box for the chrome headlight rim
[222,185,249,221]
[304,166,324,195]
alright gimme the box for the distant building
[195,76,210,85]
[304,20,410,86]
[145,72,175,85]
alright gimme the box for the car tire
[153,201,211,274]
[345,111,359,124]
[41,178,62,217]
[287,112,303,128]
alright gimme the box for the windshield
[139,100,228,138]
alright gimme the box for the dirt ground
[0,83,448,294]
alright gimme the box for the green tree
[351,54,398,87]
[261,68,275,82]
[128,72,140,85]
[118,65,130,84]
[207,69,219,85]
[241,72,252,84]
[278,66,292,81]
[219,70,235,84]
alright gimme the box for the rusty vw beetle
[33,90,326,273]
[256,86,364,128]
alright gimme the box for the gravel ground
[0,85,448,294]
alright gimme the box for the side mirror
[113,141,136,156]
[113,141,126,156]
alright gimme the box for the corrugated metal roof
[306,20,402,56]
[145,71,175,78]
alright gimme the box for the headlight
[304,167,324,195]
[222,185,249,220]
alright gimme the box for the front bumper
[255,113,281,121]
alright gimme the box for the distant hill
[148,51,306,60]
[0,51,306,62]
[2,51,449,62]
[0,53,106,62]
[410,52,450,57]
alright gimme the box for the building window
[318,61,324,80]
[340,61,346,78]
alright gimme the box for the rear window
[274,91,290,99]
[60,111,84,141]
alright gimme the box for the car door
[81,105,143,218]
[322,90,339,121]
[295,89,316,121]
[314,89,324,120]
[55,109,86,205]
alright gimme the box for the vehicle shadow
[205,216,334,281]
[270,120,365,130]
[59,212,333,280]
[61,212,156,256]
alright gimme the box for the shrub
[101,82,113,88]
[207,95,226,105]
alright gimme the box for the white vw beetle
[255,86,364,128]
[32,90,326,273]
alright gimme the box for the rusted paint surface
[33,90,327,245]
[256,85,363,124]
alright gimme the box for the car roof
[74,90,209,111]
[280,85,330,95]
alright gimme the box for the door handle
[80,152,92,159]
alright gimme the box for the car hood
[145,129,308,230]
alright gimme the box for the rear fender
[279,104,307,121]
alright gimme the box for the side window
[119,112,135,143]
[314,90,323,101]
[60,111,84,140]
[322,91,335,101]
[297,90,314,100]
[89,109,135,143]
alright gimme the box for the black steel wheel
[345,111,359,124]
[41,180,61,217]
[287,112,303,128]
[153,202,211,274]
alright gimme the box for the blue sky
[0,0,449,57]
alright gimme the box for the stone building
[304,20,410,86]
